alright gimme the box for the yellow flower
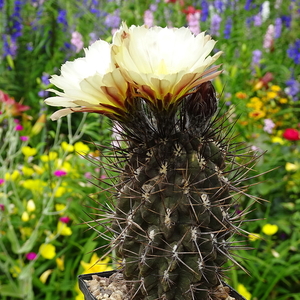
[75,283,85,300]
[61,161,72,172]
[21,211,29,222]
[55,186,67,197]
[237,284,251,300]
[249,96,261,102]
[235,92,247,99]
[20,227,32,238]
[22,179,46,193]
[56,257,65,271]
[41,152,58,162]
[271,137,284,145]
[61,141,74,152]
[21,146,37,157]
[9,265,21,278]
[270,85,281,92]
[20,227,33,239]
[5,170,20,181]
[113,23,222,110]
[247,97,263,110]
[248,233,261,242]
[39,243,56,259]
[266,91,277,99]
[262,224,278,236]
[33,164,45,175]
[55,203,66,213]
[22,166,34,177]
[249,110,266,119]
[45,230,56,242]
[39,269,53,284]
[80,253,113,274]
[57,221,72,236]
[74,141,90,155]
[279,97,288,104]
[285,162,298,172]
[26,199,36,212]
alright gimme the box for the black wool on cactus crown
[94,82,259,300]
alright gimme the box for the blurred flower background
[0,1,300,300]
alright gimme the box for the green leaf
[19,264,34,281]
[0,284,23,298]
[6,55,15,69]
[6,225,20,254]
[17,229,39,254]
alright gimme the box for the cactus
[46,23,260,300]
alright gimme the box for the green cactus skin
[95,82,258,300]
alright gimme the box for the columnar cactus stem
[45,23,261,300]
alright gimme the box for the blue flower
[251,50,262,74]
[41,73,50,85]
[244,0,252,10]
[274,18,282,38]
[3,34,18,58]
[210,14,222,36]
[214,0,224,13]
[281,15,291,28]
[57,10,68,28]
[224,18,232,39]
[11,0,23,40]
[287,40,300,65]
[285,77,300,101]
[104,10,120,28]
[201,0,209,22]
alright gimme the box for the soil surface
[84,272,236,300]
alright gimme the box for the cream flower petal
[112,23,222,109]
[50,108,78,120]
[45,40,128,120]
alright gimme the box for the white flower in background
[263,24,274,51]
[45,40,128,120]
[71,31,84,53]
[112,23,222,110]
[261,1,270,22]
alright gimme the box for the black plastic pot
[78,270,116,300]
[78,271,246,300]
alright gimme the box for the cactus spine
[96,82,257,300]
[44,23,260,300]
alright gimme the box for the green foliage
[0,0,300,299]
[0,96,112,300]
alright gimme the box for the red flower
[53,170,67,177]
[183,6,201,15]
[59,216,70,223]
[254,72,274,90]
[15,124,23,131]
[0,91,30,116]
[283,128,300,141]
[165,0,184,5]
[26,252,37,260]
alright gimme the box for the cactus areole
[46,23,258,300]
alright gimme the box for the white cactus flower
[112,23,222,110]
[45,40,128,120]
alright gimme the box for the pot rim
[78,271,247,300]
